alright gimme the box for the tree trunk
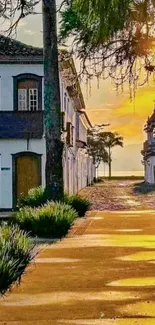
[42,0,64,200]
[108,147,112,178]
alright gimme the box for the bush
[18,186,47,209]
[64,194,90,217]
[17,186,90,219]
[0,223,35,296]
[10,202,78,238]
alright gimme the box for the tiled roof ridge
[0,34,43,56]
[0,34,86,111]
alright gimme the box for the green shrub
[0,223,35,296]
[10,202,78,238]
[64,194,90,217]
[18,186,48,209]
[18,187,90,219]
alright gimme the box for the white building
[142,108,155,184]
[0,35,95,209]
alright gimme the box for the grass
[10,202,78,238]
[133,182,155,194]
[17,186,90,218]
[64,194,90,217]
[0,223,35,296]
[17,186,48,209]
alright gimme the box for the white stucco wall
[0,62,95,207]
[0,64,44,111]
[145,156,155,184]
[0,138,46,209]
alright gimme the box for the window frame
[18,88,27,111]
[29,88,38,111]
[13,73,42,111]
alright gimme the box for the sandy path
[1,209,155,324]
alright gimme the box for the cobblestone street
[80,180,155,211]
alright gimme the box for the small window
[18,89,27,111]
[14,74,42,111]
[64,93,67,112]
[67,98,70,115]
[29,89,38,111]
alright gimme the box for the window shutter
[66,122,74,147]
[71,126,74,146]
[61,112,66,131]
[29,88,38,111]
[18,89,27,111]
[66,122,71,146]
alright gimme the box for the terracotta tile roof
[0,34,43,57]
[0,35,91,118]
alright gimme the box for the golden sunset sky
[86,82,155,145]
[16,0,155,175]
[84,80,155,175]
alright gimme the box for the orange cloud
[85,84,155,145]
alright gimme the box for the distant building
[142,108,155,183]
[0,35,95,209]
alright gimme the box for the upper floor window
[13,74,42,111]
[152,127,155,138]
[64,92,67,112]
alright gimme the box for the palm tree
[100,132,123,178]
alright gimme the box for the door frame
[12,151,42,208]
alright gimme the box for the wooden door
[14,154,41,203]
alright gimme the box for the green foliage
[99,131,123,178]
[133,182,155,194]
[87,126,109,169]
[10,202,78,238]
[100,132,123,149]
[60,0,131,46]
[0,223,35,296]
[64,194,90,217]
[18,186,49,209]
[60,0,155,89]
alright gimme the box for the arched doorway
[12,152,41,206]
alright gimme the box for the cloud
[24,29,36,36]
[18,21,26,27]
[87,84,155,146]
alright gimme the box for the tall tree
[87,128,108,171]
[43,0,64,200]
[60,0,155,91]
[100,132,123,178]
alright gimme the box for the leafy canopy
[60,0,155,90]
[87,125,109,169]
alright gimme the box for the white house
[0,35,95,209]
[142,108,155,184]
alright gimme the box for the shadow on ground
[1,212,155,323]
[133,182,155,195]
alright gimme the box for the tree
[0,0,64,200]
[100,132,123,178]
[43,0,64,200]
[60,0,155,92]
[87,129,108,170]
[87,125,109,179]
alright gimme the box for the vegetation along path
[1,181,155,324]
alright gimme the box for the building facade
[0,35,95,209]
[142,108,155,184]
